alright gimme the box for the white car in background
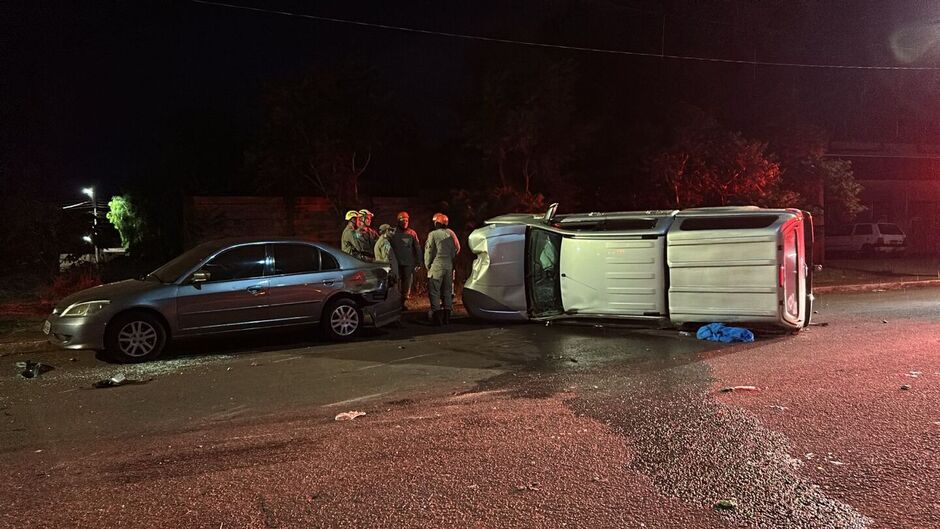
[825,222,907,257]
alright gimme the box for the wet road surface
[1,288,939,527]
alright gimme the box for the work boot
[442,309,451,325]
[431,310,443,326]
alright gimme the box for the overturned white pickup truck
[463,205,814,330]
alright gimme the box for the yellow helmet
[345,210,359,221]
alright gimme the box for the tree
[768,124,864,222]
[249,65,391,213]
[106,195,146,254]
[645,108,797,208]
[462,54,592,207]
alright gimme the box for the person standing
[389,211,422,305]
[341,209,372,261]
[358,209,379,252]
[373,224,400,279]
[424,212,460,325]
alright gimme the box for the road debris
[900,384,911,390]
[334,411,367,421]
[808,322,829,327]
[904,371,922,378]
[719,385,761,393]
[714,497,738,511]
[678,331,692,336]
[92,373,150,389]
[697,323,755,343]
[768,404,789,411]
[872,289,887,293]
[882,319,888,324]
[16,361,54,379]
[515,482,540,491]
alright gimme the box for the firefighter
[389,210,422,305]
[424,212,460,325]
[341,209,372,261]
[358,209,379,251]
[374,224,400,280]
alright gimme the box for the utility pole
[83,187,100,265]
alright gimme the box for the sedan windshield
[147,241,223,283]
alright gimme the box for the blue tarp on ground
[696,323,755,343]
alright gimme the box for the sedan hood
[55,279,164,312]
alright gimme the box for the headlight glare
[61,300,110,317]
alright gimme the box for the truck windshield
[527,228,564,317]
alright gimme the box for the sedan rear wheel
[322,299,361,341]
[105,312,167,363]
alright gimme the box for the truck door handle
[247,286,266,296]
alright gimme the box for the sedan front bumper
[43,313,108,350]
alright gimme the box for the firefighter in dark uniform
[389,210,422,305]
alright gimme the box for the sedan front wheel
[105,312,167,363]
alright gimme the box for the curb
[814,279,940,294]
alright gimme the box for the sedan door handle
[321,279,335,286]
[246,286,266,296]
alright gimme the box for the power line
[191,0,940,71]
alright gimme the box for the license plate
[42,320,51,335]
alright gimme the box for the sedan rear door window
[272,244,321,275]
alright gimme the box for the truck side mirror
[544,203,559,222]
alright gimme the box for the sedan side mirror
[191,271,211,284]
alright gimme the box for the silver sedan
[43,237,401,362]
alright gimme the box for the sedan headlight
[60,300,110,317]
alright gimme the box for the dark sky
[2,1,938,201]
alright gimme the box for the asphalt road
[1,289,939,528]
